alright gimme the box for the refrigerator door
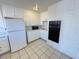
[5,18,25,31]
[9,31,27,52]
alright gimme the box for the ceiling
[0,0,61,13]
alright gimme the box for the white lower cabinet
[40,30,48,41]
[27,30,40,42]
[27,30,48,43]
[0,36,10,54]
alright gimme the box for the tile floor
[0,39,72,59]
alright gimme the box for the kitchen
[0,0,79,59]
[0,4,50,59]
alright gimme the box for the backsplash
[25,25,42,31]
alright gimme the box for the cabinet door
[2,5,15,17]
[14,8,24,18]
[0,19,3,27]
[40,30,48,40]
[28,31,40,42]
[27,32,35,42]
[9,31,27,52]
[0,5,2,18]
[33,31,40,39]
[0,37,10,54]
[0,6,4,28]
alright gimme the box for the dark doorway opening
[48,21,61,43]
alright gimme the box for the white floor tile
[50,54,59,59]
[20,54,30,59]
[36,50,43,56]
[54,50,62,58]
[0,39,72,59]
[41,54,49,59]
[1,53,11,59]
[60,54,72,59]
[41,46,48,52]
[11,52,19,59]
[25,47,34,55]
[45,49,54,56]
[30,53,39,59]
[19,49,26,56]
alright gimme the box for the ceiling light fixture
[33,0,39,11]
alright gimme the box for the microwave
[32,26,39,30]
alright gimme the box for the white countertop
[26,29,48,32]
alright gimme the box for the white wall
[46,0,79,59]
[24,10,40,26]
[40,11,48,21]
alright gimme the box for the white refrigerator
[5,18,27,52]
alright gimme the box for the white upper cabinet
[14,8,24,18]
[0,5,5,28]
[40,11,48,21]
[2,5,15,17]
[0,5,2,18]
[24,10,40,26]
[2,5,24,18]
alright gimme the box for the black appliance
[32,26,39,30]
[48,21,61,43]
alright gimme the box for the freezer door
[5,19,25,31]
[9,31,27,52]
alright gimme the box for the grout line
[24,48,31,59]
[0,39,72,59]
[31,47,41,59]
[18,51,21,59]
[26,40,46,59]
[9,52,11,59]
